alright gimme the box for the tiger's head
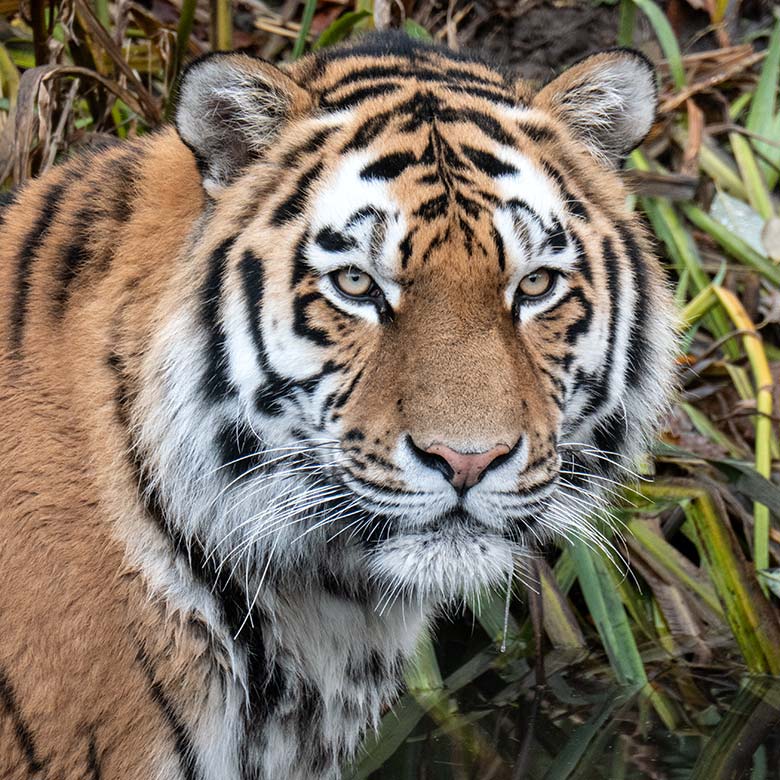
[144,33,676,608]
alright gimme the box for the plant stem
[292,0,318,59]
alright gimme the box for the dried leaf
[2,64,149,185]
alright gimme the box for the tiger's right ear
[175,53,311,195]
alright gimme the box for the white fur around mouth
[367,527,521,605]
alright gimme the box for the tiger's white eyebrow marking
[305,153,407,308]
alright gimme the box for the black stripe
[55,154,142,315]
[9,175,74,357]
[291,233,312,287]
[106,152,142,223]
[360,151,417,181]
[325,63,507,92]
[281,127,336,167]
[86,730,102,780]
[459,216,474,253]
[271,161,324,226]
[492,226,506,272]
[201,237,238,401]
[0,667,47,773]
[462,146,518,177]
[0,188,18,230]
[571,232,592,283]
[239,250,292,416]
[346,206,386,229]
[216,422,266,480]
[342,110,395,153]
[134,645,200,780]
[53,201,98,317]
[0,188,17,209]
[592,411,628,460]
[239,249,266,358]
[544,218,567,253]
[321,82,401,111]
[415,193,449,220]
[315,227,356,253]
[561,287,594,346]
[419,225,451,262]
[577,239,621,418]
[518,124,557,144]
[293,291,333,347]
[600,235,622,389]
[330,367,363,412]
[399,230,415,269]
[451,109,514,146]
[617,224,650,386]
[540,161,589,222]
[454,191,481,219]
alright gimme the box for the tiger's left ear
[533,49,657,167]
[175,52,311,194]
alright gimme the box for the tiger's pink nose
[425,443,511,491]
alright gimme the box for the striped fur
[0,33,675,779]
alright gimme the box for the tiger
[0,30,676,780]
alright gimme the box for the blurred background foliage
[2,0,780,776]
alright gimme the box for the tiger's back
[0,32,675,779]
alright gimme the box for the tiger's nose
[416,441,512,493]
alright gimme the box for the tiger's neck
[119,498,427,779]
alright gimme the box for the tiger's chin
[366,524,520,605]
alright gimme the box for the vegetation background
[1,0,780,776]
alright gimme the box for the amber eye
[332,267,376,299]
[517,268,556,299]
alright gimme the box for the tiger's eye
[334,267,375,298]
[518,269,555,298]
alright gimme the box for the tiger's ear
[175,52,311,194]
[533,49,656,167]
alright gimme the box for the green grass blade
[210,0,232,51]
[0,43,20,107]
[671,126,748,198]
[627,516,724,618]
[165,0,198,117]
[713,287,776,576]
[746,16,780,185]
[690,678,780,780]
[345,692,427,780]
[402,19,432,40]
[569,545,647,687]
[538,558,585,649]
[729,132,774,219]
[313,10,371,50]
[94,0,110,29]
[681,202,780,287]
[618,0,636,46]
[292,0,318,59]
[640,482,780,675]
[631,0,685,89]
[541,689,634,780]
[681,401,748,459]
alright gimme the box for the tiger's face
[161,35,676,605]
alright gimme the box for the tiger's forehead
[301,102,570,281]
[295,41,523,110]
[266,39,596,282]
